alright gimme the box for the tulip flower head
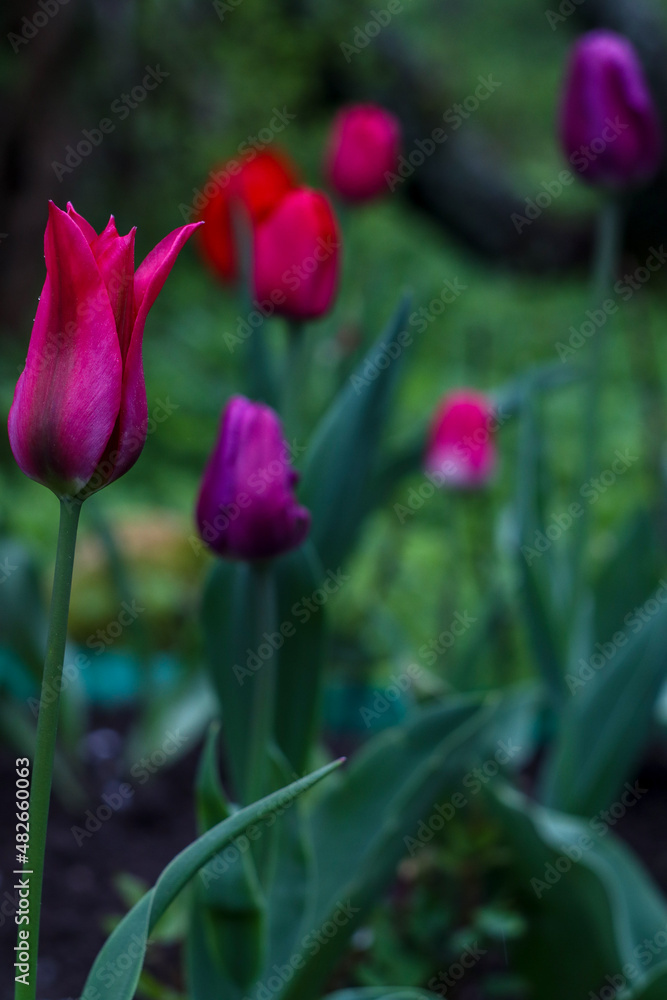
[8,202,199,500]
[559,30,663,188]
[196,396,311,561]
[425,391,496,490]
[325,103,401,202]
[197,149,299,283]
[253,188,340,321]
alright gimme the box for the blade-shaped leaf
[81,760,342,1000]
[273,687,538,1000]
[491,783,667,1000]
[300,294,413,570]
[540,586,667,816]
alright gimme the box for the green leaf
[300,294,413,571]
[273,543,327,774]
[491,783,667,1000]
[540,584,667,816]
[513,387,567,706]
[81,759,342,1000]
[325,990,441,1000]
[187,726,267,997]
[274,688,538,1000]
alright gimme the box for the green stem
[243,561,277,805]
[15,498,81,1000]
[281,320,305,441]
[571,199,623,607]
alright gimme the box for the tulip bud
[253,188,340,320]
[8,202,199,500]
[425,391,496,489]
[559,30,663,188]
[325,104,401,202]
[197,149,299,283]
[196,396,310,561]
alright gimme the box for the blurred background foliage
[1,0,666,699]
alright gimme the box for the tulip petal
[66,202,98,243]
[102,221,201,485]
[8,203,122,496]
[92,224,136,362]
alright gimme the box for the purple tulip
[559,30,663,188]
[8,202,200,499]
[196,396,311,561]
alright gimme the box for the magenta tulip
[559,30,663,187]
[8,202,200,499]
[196,396,311,561]
[425,391,496,489]
[325,104,401,202]
[253,188,340,321]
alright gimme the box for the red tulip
[424,391,496,489]
[325,104,401,202]
[197,149,299,283]
[196,396,310,561]
[253,188,340,321]
[8,202,199,499]
[559,30,663,188]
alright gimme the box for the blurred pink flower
[425,391,496,489]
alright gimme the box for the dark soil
[2,720,667,1000]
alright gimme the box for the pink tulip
[559,30,663,188]
[425,391,496,489]
[253,188,340,321]
[326,104,401,202]
[8,203,200,499]
[196,396,311,561]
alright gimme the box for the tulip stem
[243,561,277,805]
[572,198,622,607]
[15,498,81,1000]
[282,321,305,441]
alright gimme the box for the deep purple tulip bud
[196,396,311,561]
[559,30,663,188]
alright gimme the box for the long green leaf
[300,294,413,570]
[81,760,342,1000]
[492,783,667,1000]
[541,586,667,816]
[274,688,538,1000]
